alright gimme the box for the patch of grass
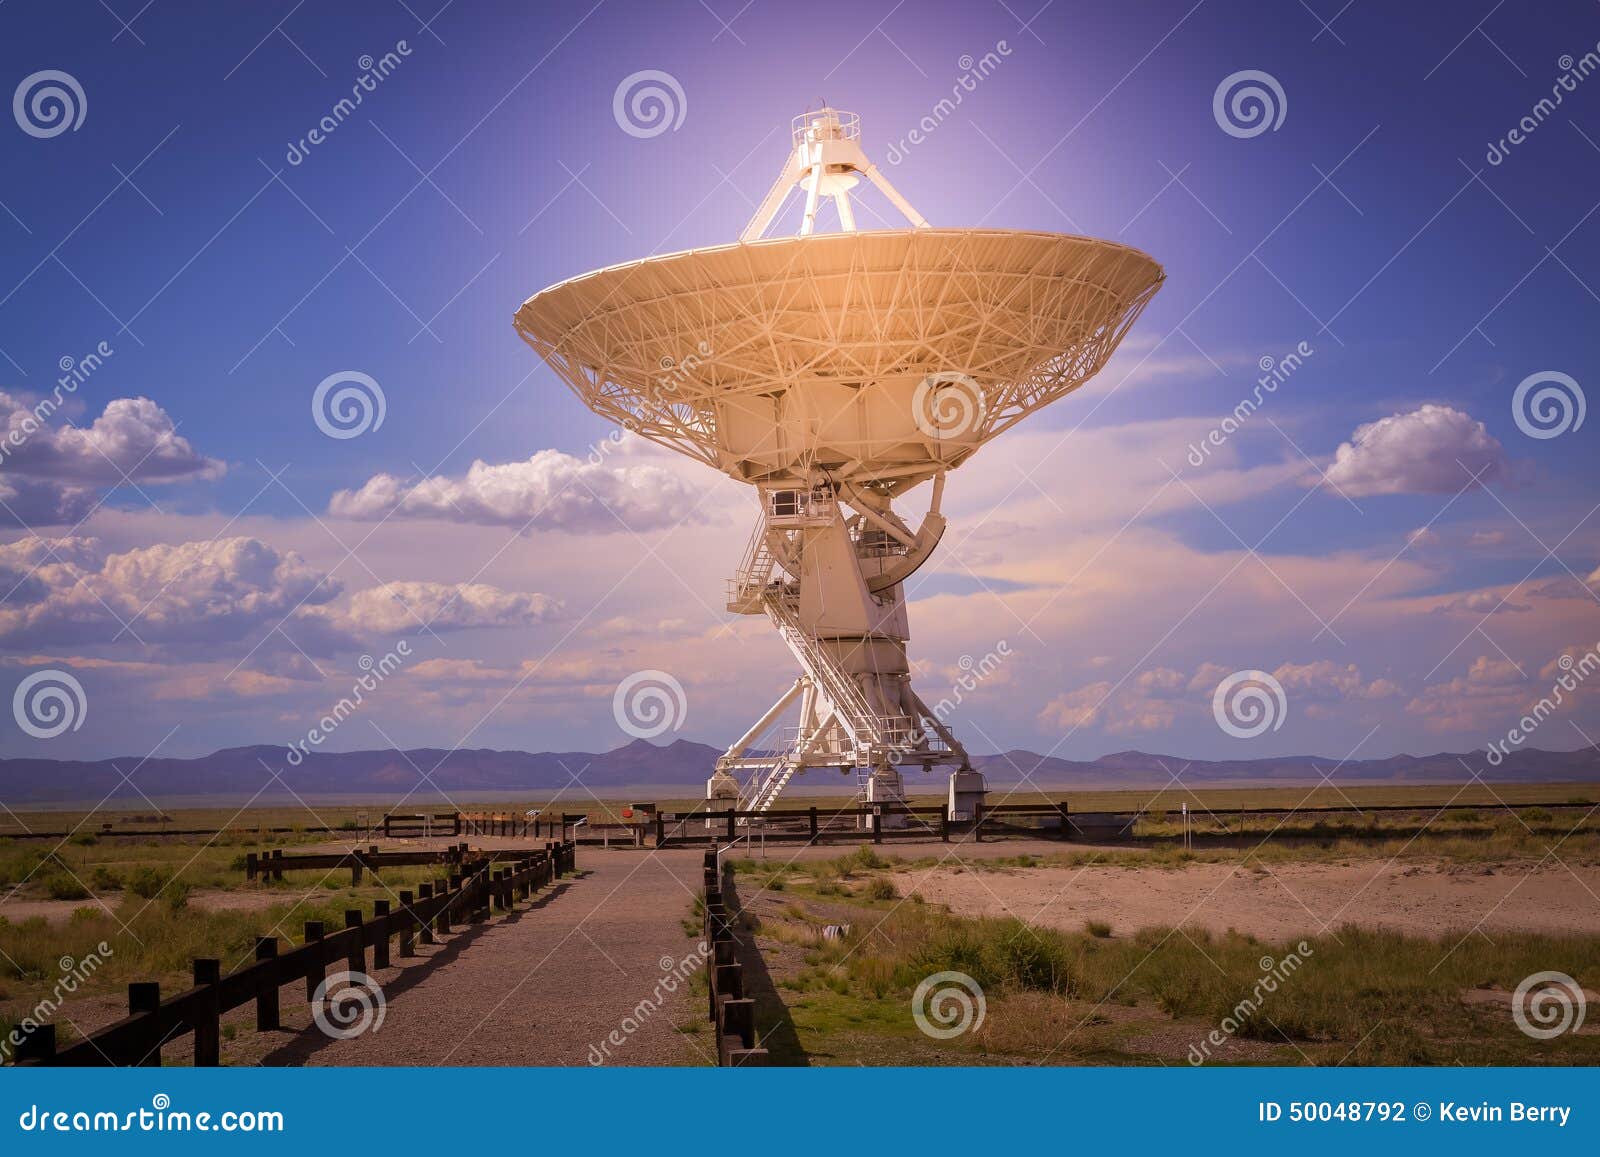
[740,890,1600,1067]
[125,866,171,900]
[862,877,898,902]
[42,874,90,901]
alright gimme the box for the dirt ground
[887,858,1600,940]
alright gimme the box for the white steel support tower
[515,108,1164,816]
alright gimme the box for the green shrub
[863,877,898,901]
[43,874,89,901]
[125,866,171,900]
[1085,919,1113,938]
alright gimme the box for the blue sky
[1,0,1598,767]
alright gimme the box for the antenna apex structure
[741,106,928,240]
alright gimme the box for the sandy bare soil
[889,859,1600,940]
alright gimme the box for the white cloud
[329,448,716,534]
[0,394,224,484]
[1324,404,1506,496]
[0,536,338,648]
[341,581,560,634]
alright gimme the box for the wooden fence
[244,843,557,884]
[381,812,462,838]
[656,800,1073,847]
[459,812,579,839]
[12,841,578,1067]
[702,849,766,1066]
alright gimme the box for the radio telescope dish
[516,107,1163,817]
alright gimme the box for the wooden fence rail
[244,843,558,883]
[702,849,766,1066]
[13,841,578,1067]
[458,812,579,839]
[656,801,1074,847]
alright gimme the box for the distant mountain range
[0,738,1597,804]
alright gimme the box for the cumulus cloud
[0,394,224,484]
[0,536,338,649]
[1323,404,1506,497]
[1406,655,1530,732]
[0,475,98,526]
[341,581,560,634]
[1041,658,1397,737]
[329,449,713,534]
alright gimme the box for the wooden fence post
[398,891,415,956]
[809,806,819,844]
[15,1022,56,1064]
[372,900,390,969]
[417,884,435,944]
[129,981,161,1066]
[303,921,325,1003]
[192,958,221,1067]
[872,806,883,845]
[344,910,365,974]
[726,808,736,842]
[254,937,279,1030]
[941,803,950,843]
[350,853,363,887]
[245,852,258,882]
[656,810,666,847]
[440,877,459,934]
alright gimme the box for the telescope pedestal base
[866,767,909,829]
[948,767,988,823]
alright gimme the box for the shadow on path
[721,873,809,1066]
[257,878,576,1065]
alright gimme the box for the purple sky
[1,0,1599,768]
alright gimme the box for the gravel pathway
[265,849,715,1067]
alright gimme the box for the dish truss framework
[515,107,1164,817]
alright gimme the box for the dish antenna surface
[516,107,1164,816]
